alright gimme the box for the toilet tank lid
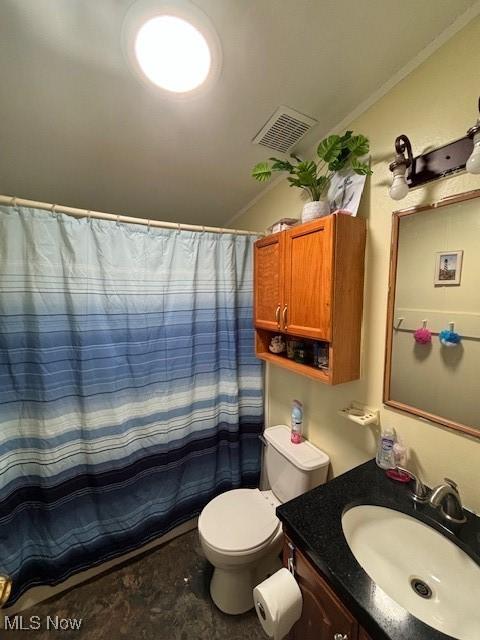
[264,425,330,471]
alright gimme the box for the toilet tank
[263,425,330,503]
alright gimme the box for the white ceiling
[0,0,476,226]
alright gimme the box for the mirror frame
[383,188,480,439]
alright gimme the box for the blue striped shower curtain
[0,205,263,604]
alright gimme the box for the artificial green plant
[251,131,372,201]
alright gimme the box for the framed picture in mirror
[384,189,480,438]
[434,250,463,286]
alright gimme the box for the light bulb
[134,16,211,92]
[466,130,480,174]
[389,173,409,200]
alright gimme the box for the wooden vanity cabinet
[283,536,372,640]
[254,213,366,384]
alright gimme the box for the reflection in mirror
[384,190,480,437]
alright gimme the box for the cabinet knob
[334,635,348,640]
[275,304,281,327]
[282,305,288,329]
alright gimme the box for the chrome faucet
[396,466,429,503]
[429,478,467,524]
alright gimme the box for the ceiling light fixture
[122,0,222,96]
[135,16,210,92]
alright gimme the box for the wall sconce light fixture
[466,98,480,174]
[389,135,412,201]
[388,96,479,200]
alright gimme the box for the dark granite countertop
[277,459,480,640]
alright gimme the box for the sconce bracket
[407,136,473,188]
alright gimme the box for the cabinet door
[283,217,334,340]
[284,540,358,640]
[359,629,372,640]
[254,232,284,330]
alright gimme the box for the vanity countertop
[277,459,480,640]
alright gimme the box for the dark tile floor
[3,530,265,639]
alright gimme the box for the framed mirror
[384,189,480,438]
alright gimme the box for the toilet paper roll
[253,568,302,640]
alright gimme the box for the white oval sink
[342,505,480,640]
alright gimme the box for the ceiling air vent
[252,106,317,153]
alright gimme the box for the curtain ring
[202,225,206,234]
[87,210,92,221]
[52,204,58,216]
[147,219,151,231]
[177,223,181,234]
[116,215,120,225]
[10,196,17,207]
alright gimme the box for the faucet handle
[444,477,458,490]
[396,466,429,503]
[429,477,467,524]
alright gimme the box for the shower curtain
[0,205,263,604]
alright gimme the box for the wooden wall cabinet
[254,213,366,384]
[254,231,284,332]
[283,536,372,640]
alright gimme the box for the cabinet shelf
[257,351,330,382]
[255,328,331,382]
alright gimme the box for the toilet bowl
[198,425,330,615]
[199,488,283,614]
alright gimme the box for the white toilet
[198,424,330,614]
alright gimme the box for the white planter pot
[301,200,330,223]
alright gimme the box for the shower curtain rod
[0,194,262,237]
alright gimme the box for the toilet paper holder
[255,543,297,619]
[254,560,303,639]
[287,542,296,576]
[257,601,267,620]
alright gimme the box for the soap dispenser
[375,426,395,469]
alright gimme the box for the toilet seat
[198,488,280,554]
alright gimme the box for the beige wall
[391,200,480,427]
[232,18,480,512]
